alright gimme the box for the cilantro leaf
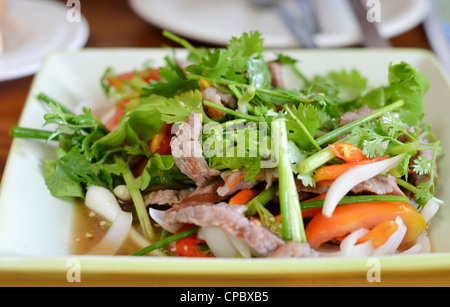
[412,155,433,175]
[91,102,163,157]
[316,69,368,103]
[142,55,198,98]
[185,31,266,85]
[44,159,85,199]
[209,156,262,183]
[227,31,265,60]
[247,58,271,89]
[388,62,430,127]
[154,90,211,124]
[285,103,321,150]
[185,48,232,80]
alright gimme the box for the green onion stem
[273,119,306,243]
[316,100,405,146]
[297,100,406,174]
[395,178,421,195]
[119,158,155,242]
[9,126,53,140]
[37,93,75,115]
[162,30,203,60]
[385,142,420,156]
[245,185,277,216]
[203,100,264,122]
[289,63,311,86]
[301,195,411,210]
[131,226,200,256]
[296,147,336,175]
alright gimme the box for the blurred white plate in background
[128,0,429,48]
[0,0,89,82]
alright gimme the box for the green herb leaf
[388,62,430,127]
[285,103,321,150]
[155,90,211,123]
[142,56,198,98]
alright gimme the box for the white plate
[128,0,429,48]
[1,48,450,284]
[0,0,89,82]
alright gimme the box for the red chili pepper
[150,123,173,156]
[132,123,174,177]
[104,68,161,131]
[105,68,160,89]
[170,224,214,257]
[329,142,368,162]
[105,96,135,131]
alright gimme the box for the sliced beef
[258,168,279,189]
[217,168,279,197]
[217,170,257,197]
[170,181,226,210]
[267,60,285,88]
[296,179,329,196]
[202,86,237,109]
[269,242,319,258]
[351,174,405,196]
[164,202,285,256]
[144,188,194,206]
[296,174,405,198]
[176,59,194,72]
[201,87,238,119]
[339,105,374,126]
[170,112,220,188]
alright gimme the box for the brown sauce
[70,200,164,255]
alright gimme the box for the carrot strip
[316,180,334,188]
[301,193,327,218]
[274,193,328,220]
[305,201,426,249]
[356,220,399,248]
[229,189,259,205]
[313,155,389,182]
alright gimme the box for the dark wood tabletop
[0,0,433,180]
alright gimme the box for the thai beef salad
[10,31,443,258]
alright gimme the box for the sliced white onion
[148,208,182,233]
[338,216,409,257]
[420,197,443,224]
[416,231,431,253]
[400,230,431,254]
[339,228,372,257]
[322,153,407,217]
[371,216,406,256]
[84,186,136,255]
[199,227,239,258]
[225,233,252,258]
[85,185,122,221]
[113,185,132,202]
[86,211,132,255]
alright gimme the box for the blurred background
[0,0,449,177]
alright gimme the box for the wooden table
[0,0,433,179]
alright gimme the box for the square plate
[1,48,450,286]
